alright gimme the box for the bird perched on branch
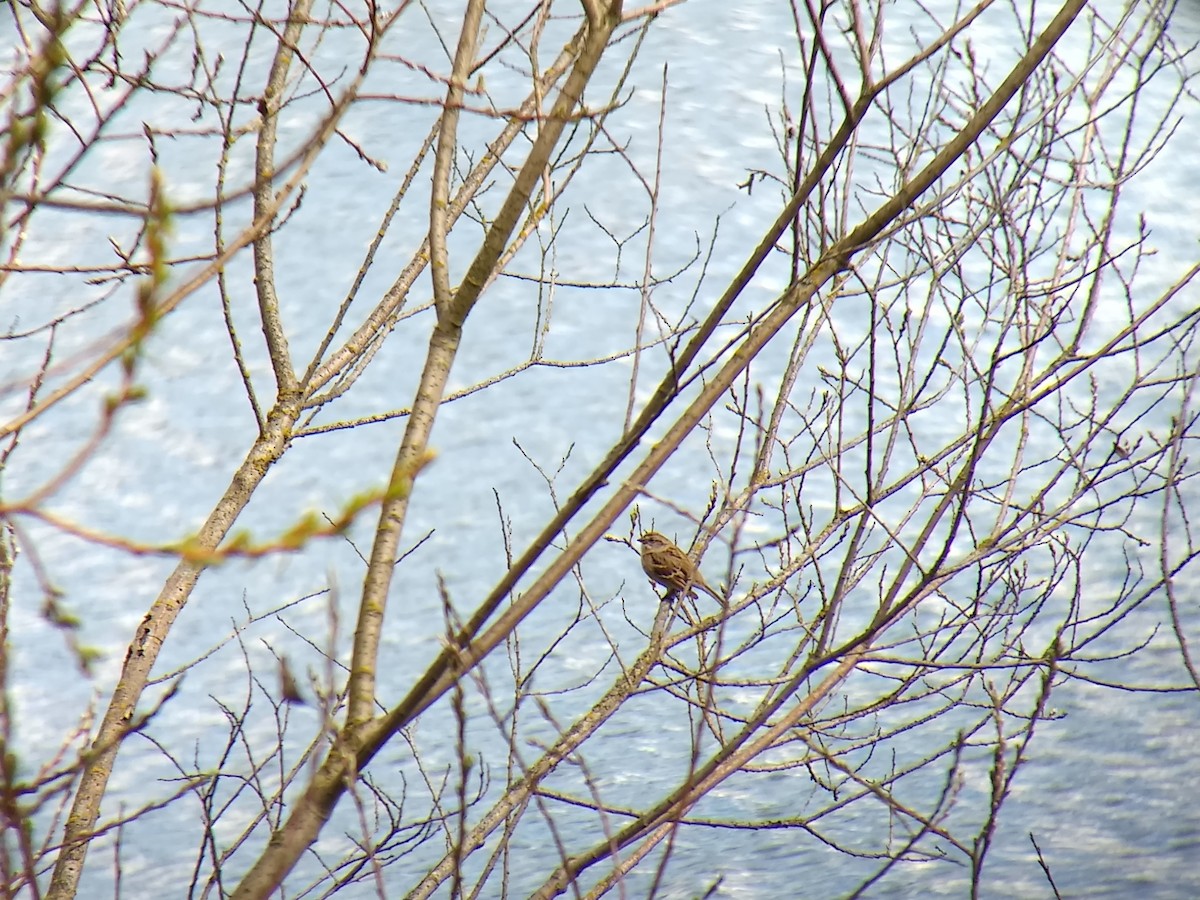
[638,531,726,606]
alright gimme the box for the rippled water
[5,0,1200,896]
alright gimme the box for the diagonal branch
[429,0,485,320]
[367,0,1090,764]
[230,4,628,897]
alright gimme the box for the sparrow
[278,655,306,705]
[638,531,726,606]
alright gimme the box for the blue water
[3,0,1199,897]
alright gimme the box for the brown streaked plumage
[638,531,725,606]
